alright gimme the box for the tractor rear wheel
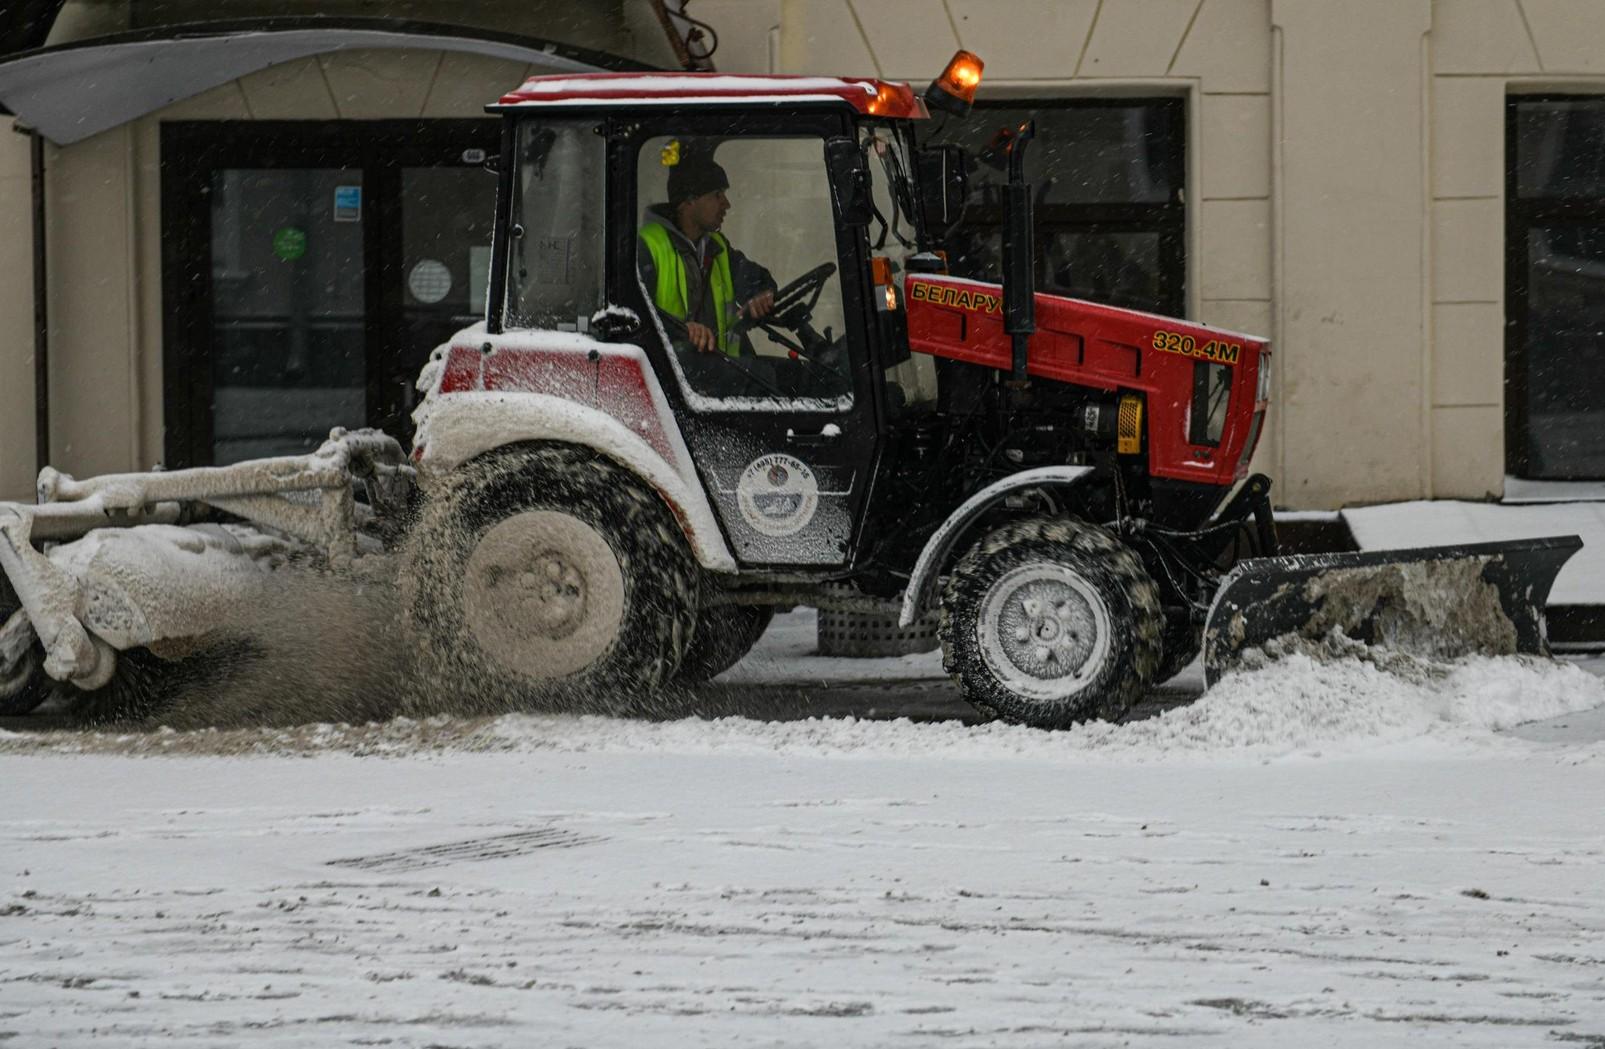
[674,604,775,684]
[401,444,697,713]
[0,646,48,716]
[940,517,1163,728]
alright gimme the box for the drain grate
[326,826,604,873]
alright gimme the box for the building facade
[3,0,1604,510]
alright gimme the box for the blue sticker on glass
[333,184,361,223]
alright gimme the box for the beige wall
[0,122,35,501]
[1271,0,1432,506]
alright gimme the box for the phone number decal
[1151,330,1241,365]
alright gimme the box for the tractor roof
[495,72,928,119]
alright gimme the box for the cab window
[506,119,606,331]
[634,134,853,409]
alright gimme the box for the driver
[638,157,777,358]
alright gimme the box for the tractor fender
[898,465,1096,627]
[414,390,738,573]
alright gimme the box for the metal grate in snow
[325,826,604,873]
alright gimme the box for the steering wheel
[731,262,837,337]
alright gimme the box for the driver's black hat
[668,158,730,204]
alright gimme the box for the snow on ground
[4,614,1605,1046]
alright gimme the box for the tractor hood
[902,274,1271,489]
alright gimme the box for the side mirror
[824,136,873,227]
[915,145,968,233]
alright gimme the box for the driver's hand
[744,290,775,320]
[686,321,717,354]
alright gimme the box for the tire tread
[938,516,1162,727]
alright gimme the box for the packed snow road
[3,615,1605,1047]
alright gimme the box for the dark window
[162,120,500,468]
[1507,96,1605,479]
[927,98,1186,316]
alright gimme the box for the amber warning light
[925,50,984,115]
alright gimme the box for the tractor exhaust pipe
[1001,120,1036,386]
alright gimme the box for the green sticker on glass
[272,227,307,261]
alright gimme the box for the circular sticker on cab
[737,453,819,537]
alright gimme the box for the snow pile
[5,606,1600,760]
[13,645,1582,761]
[1110,649,1605,755]
[483,649,1605,760]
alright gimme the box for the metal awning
[0,18,655,145]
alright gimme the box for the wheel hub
[464,510,625,681]
[520,552,589,640]
[977,564,1112,701]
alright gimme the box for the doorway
[161,119,500,467]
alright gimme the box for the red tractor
[0,54,1576,728]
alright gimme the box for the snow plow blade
[1202,536,1583,685]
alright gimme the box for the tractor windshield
[859,122,921,257]
[860,121,938,410]
[504,119,606,331]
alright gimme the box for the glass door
[161,120,500,468]
[208,169,366,463]
[385,167,499,431]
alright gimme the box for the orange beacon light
[925,50,984,115]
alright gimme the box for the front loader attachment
[1202,536,1582,685]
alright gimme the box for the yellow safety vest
[639,223,737,356]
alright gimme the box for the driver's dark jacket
[638,204,775,354]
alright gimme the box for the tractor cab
[480,72,944,569]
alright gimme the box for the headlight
[1256,355,1272,402]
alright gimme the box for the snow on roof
[497,72,928,118]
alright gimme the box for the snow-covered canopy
[0,19,639,145]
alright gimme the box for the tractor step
[1202,535,1583,685]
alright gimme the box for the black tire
[1154,612,1202,684]
[2,595,249,726]
[400,443,698,713]
[0,644,49,716]
[939,516,1163,728]
[63,646,214,726]
[675,604,775,684]
[0,581,49,716]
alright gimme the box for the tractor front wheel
[401,444,697,713]
[940,517,1163,728]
